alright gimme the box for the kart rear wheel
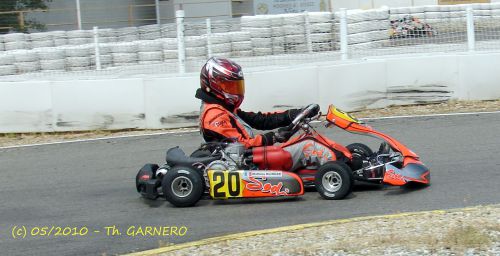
[347,143,373,171]
[315,162,353,200]
[162,166,204,207]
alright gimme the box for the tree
[0,0,51,33]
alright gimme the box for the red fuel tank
[252,146,293,171]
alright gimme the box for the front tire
[315,162,353,200]
[347,143,373,171]
[162,166,204,207]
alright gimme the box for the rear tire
[315,162,353,200]
[162,166,204,207]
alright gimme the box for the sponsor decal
[208,112,225,123]
[247,171,282,179]
[386,169,406,182]
[211,120,228,127]
[302,142,332,163]
[245,176,289,196]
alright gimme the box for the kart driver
[195,57,337,171]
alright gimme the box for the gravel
[159,205,500,256]
[1,100,499,148]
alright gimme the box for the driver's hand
[274,124,295,143]
[305,104,320,118]
[287,108,302,122]
[287,104,320,122]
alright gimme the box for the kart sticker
[208,170,244,199]
[208,170,302,199]
[383,165,407,186]
[244,171,282,178]
[245,177,289,196]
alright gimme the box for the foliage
[0,0,51,33]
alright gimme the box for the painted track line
[1,110,499,150]
[123,205,498,256]
[360,110,500,120]
[0,129,198,150]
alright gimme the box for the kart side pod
[207,170,304,199]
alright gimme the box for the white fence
[1,51,500,132]
[1,3,500,78]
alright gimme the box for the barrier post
[76,0,82,30]
[466,6,475,52]
[339,8,348,60]
[155,0,161,25]
[176,10,186,73]
[93,26,102,70]
[305,12,313,53]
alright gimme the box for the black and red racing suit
[195,88,296,148]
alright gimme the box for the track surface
[1,113,499,256]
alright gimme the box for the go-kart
[390,15,436,39]
[136,104,430,207]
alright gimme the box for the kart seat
[166,147,219,167]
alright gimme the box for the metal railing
[0,4,500,79]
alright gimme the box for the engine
[205,143,247,171]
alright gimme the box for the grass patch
[1,133,21,139]
[312,224,493,254]
[442,225,492,251]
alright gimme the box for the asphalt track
[1,112,499,256]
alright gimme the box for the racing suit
[195,89,336,171]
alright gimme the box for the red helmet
[200,57,245,109]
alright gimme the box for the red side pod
[252,146,293,171]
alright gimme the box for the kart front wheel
[347,143,373,171]
[315,162,353,200]
[162,166,204,207]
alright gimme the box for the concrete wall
[1,52,500,132]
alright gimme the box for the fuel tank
[252,146,293,171]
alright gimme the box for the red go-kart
[136,104,430,207]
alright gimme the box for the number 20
[213,172,241,197]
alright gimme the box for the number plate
[207,170,304,199]
[208,170,244,199]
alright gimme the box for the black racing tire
[162,166,204,207]
[315,161,353,200]
[347,143,373,171]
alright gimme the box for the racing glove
[287,108,302,122]
[287,104,321,122]
[304,104,320,118]
[274,124,296,143]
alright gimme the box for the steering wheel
[291,104,320,130]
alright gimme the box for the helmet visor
[219,79,245,96]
